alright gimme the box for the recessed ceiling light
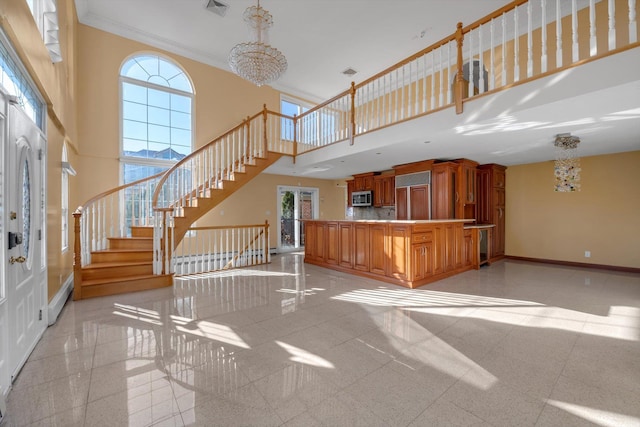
[376,152,381,155]
[423,140,431,144]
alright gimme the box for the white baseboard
[47,273,73,325]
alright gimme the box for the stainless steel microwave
[352,191,372,207]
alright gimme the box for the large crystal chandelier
[554,133,581,192]
[228,0,287,87]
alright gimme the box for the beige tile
[440,380,545,427]
[408,400,490,426]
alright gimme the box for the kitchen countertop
[463,224,496,229]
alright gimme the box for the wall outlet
[585,250,591,258]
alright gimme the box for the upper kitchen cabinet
[346,180,354,207]
[374,174,395,207]
[431,161,458,219]
[455,159,479,220]
[353,172,376,191]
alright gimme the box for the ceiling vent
[342,68,358,76]
[206,0,229,17]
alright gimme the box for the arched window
[120,54,193,184]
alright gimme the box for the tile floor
[3,254,640,426]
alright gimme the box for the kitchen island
[304,219,488,289]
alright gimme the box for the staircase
[73,108,291,300]
[74,226,172,300]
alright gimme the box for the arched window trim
[119,53,194,185]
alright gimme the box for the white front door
[6,103,46,382]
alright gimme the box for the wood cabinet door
[412,244,426,281]
[389,225,410,280]
[338,223,353,268]
[383,176,395,206]
[464,229,474,267]
[363,175,374,191]
[353,223,370,271]
[410,185,430,220]
[493,187,505,207]
[347,180,354,207]
[493,168,506,188]
[396,187,408,220]
[433,226,444,275]
[315,223,326,262]
[493,205,505,256]
[373,178,383,207]
[432,163,456,219]
[476,169,491,223]
[305,222,316,260]
[454,224,464,269]
[369,224,388,275]
[444,224,456,272]
[326,222,339,265]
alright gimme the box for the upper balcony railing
[289,0,638,150]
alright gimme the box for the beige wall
[75,25,282,204]
[506,151,640,268]
[197,173,347,248]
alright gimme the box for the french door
[5,102,47,383]
[277,186,318,252]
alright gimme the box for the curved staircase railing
[151,106,295,274]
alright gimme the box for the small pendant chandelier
[228,0,287,87]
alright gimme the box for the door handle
[10,256,26,264]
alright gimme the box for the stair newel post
[292,114,297,163]
[262,104,268,156]
[455,22,465,114]
[73,208,83,300]
[265,220,270,264]
[349,81,356,145]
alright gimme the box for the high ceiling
[75,0,640,179]
[75,0,512,101]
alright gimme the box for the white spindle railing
[172,223,269,276]
[352,35,457,136]
[296,91,351,153]
[75,172,164,266]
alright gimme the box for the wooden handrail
[75,170,165,214]
[296,88,351,120]
[460,0,529,34]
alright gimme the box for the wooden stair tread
[81,274,166,287]
[91,249,153,253]
[83,261,153,269]
[108,237,153,240]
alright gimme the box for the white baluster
[479,25,485,93]
[527,0,533,77]
[401,65,406,120]
[541,0,548,72]
[572,0,579,62]
[422,53,428,112]
[514,5,520,82]
[430,52,436,108]
[446,42,452,103]
[502,12,507,85]
[438,48,444,106]
[590,0,597,56]
[490,19,495,90]
[468,33,474,97]
[608,0,616,50]
[630,0,638,43]
[556,0,563,67]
